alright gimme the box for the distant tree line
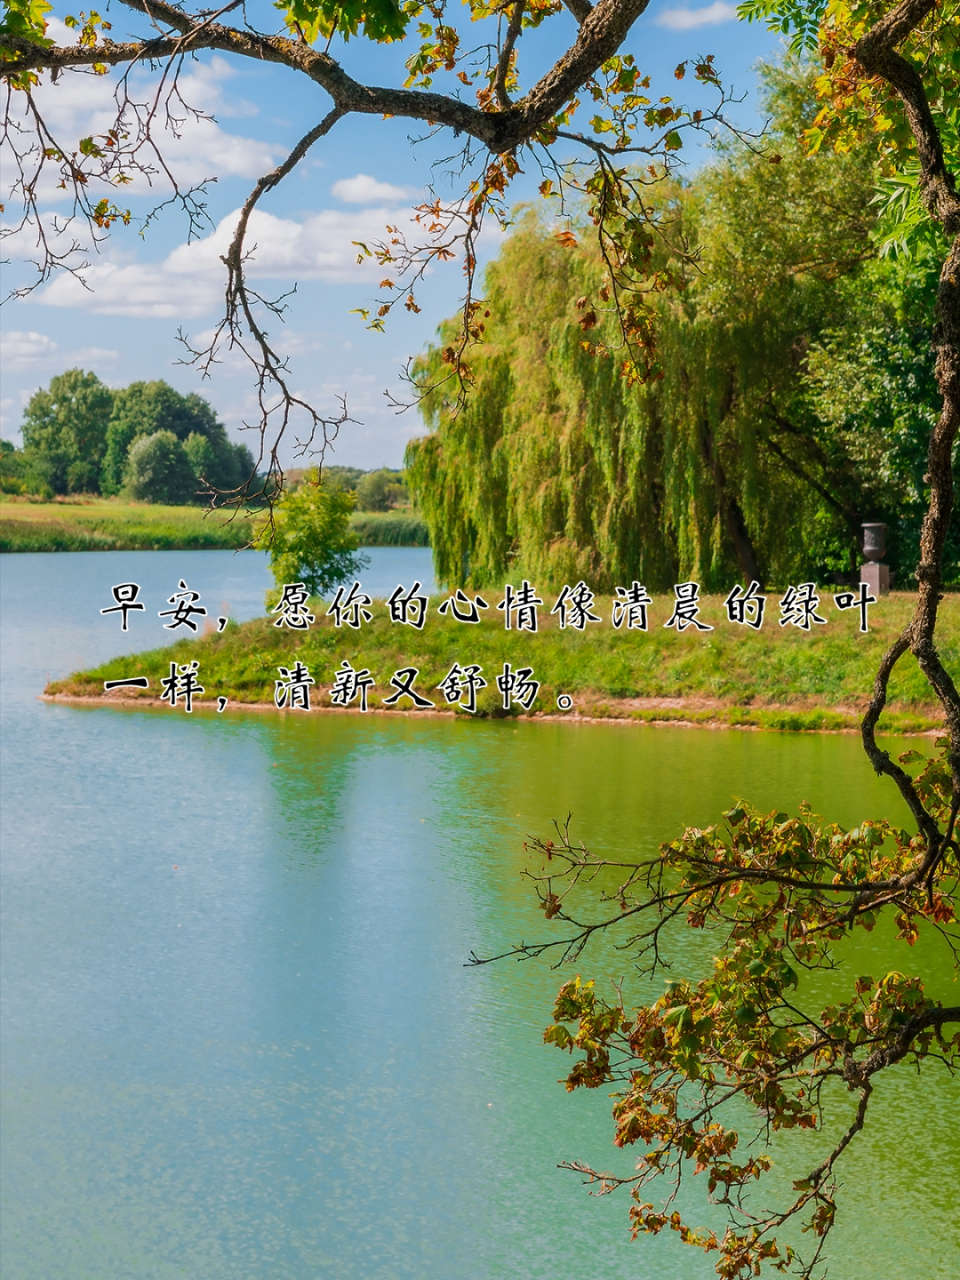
[0,373,418,519]
[407,63,959,591]
[285,465,410,512]
[1,372,256,504]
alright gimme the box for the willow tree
[408,212,680,590]
[406,61,944,592]
[4,0,959,1276]
[472,2,959,1276]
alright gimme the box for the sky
[1,0,784,469]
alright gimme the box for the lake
[1,550,957,1279]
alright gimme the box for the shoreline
[39,691,945,735]
[43,592,954,738]
[0,498,428,552]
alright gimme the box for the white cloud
[2,51,276,207]
[1,331,59,369]
[332,174,412,204]
[37,203,417,318]
[0,329,119,372]
[655,2,738,28]
[38,262,216,318]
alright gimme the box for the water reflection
[1,551,956,1278]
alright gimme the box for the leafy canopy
[256,477,369,596]
[740,0,960,256]
[20,368,114,495]
[276,0,407,43]
[123,430,199,505]
[408,63,953,593]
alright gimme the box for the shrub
[256,478,368,595]
[356,468,407,511]
[122,431,198,504]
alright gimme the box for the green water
[1,552,957,1278]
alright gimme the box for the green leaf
[274,0,408,44]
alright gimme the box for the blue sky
[2,0,784,468]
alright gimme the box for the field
[46,589,957,733]
[0,496,430,551]
[0,496,255,551]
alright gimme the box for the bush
[349,512,430,546]
[356,468,407,511]
[256,479,369,595]
[123,431,198,504]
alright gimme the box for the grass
[0,495,255,551]
[349,511,430,546]
[0,496,430,551]
[46,590,956,733]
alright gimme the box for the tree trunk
[854,0,960,849]
[698,415,764,586]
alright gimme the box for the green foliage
[20,368,114,495]
[805,246,960,582]
[532,741,958,1277]
[736,0,826,52]
[355,467,407,511]
[320,464,367,491]
[12,372,255,502]
[274,0,406,44]
[183,431,218,485]
[349,510,429,546]
[871,162,955,260]
[94,379,253,498]
[0,497,254,550]
[408,218,676,590]
[408,62,949,591]
[1,438,30,494]
[0,0,52,46]
[0,0,53,88]
[122,431,198,505]
[741,1,960,259]
[100,381,193,495]
[256,478,368,596]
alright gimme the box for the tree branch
[854,0,960,234]
[562,0,594,22]
[4,0,656,154]
[494,0,526,109]
[852,0,960,820]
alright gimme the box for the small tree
[122,430,198,505]
[256,479,368,597]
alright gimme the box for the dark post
[860,522,890,596]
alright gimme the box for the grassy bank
[350,511,430,546]
[0,496,430,551]
[46,591,955,732]
[0,496,256,551]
